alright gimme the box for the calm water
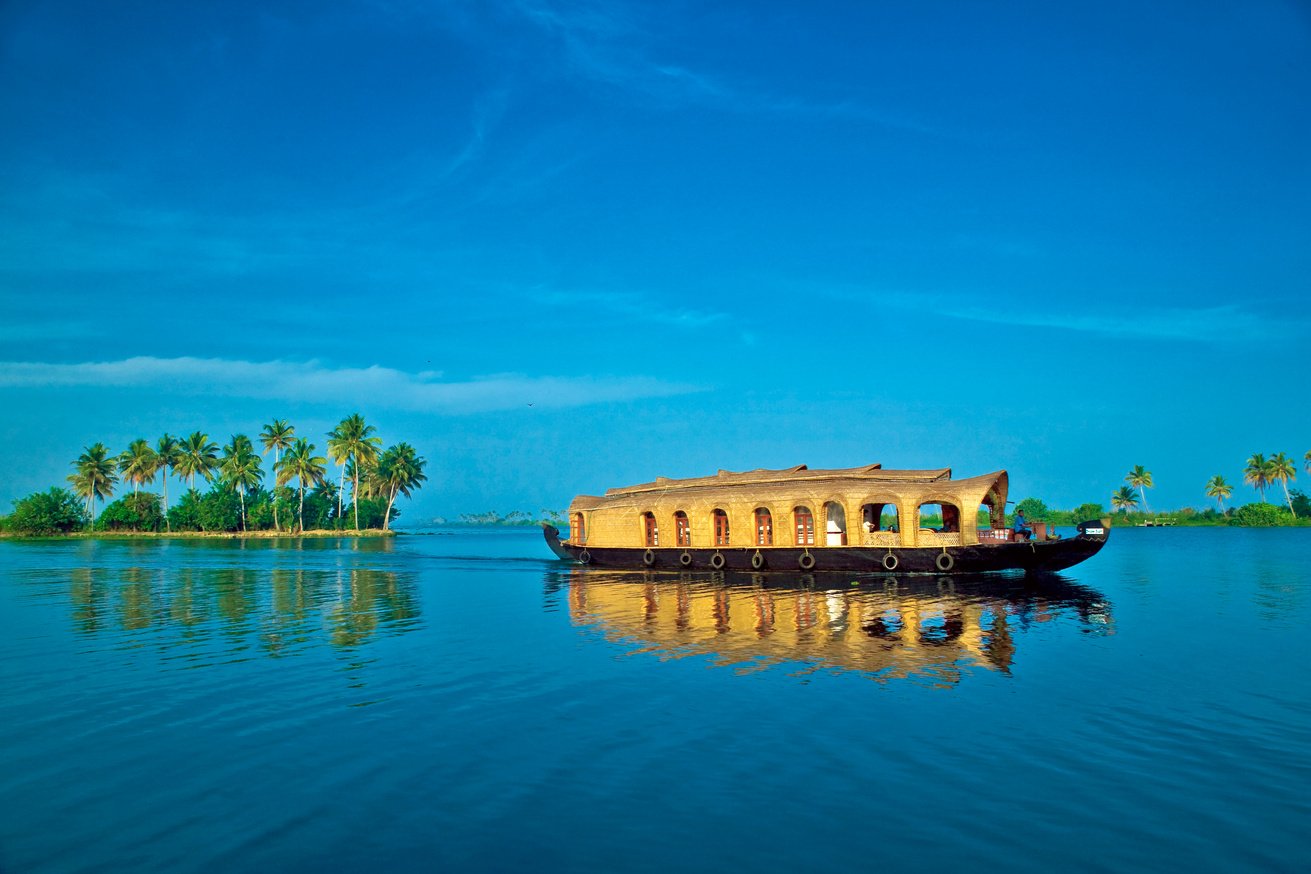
[1,527,1308,872]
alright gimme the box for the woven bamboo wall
[569,468,1008,550]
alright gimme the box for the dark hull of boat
[541,523,1108,575]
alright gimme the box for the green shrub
[197,490,242,532]
[1230,503,1292,527]
[1070,502,1106,524]
[168,489,205,532]
[98,492,164,532]
[1010,497,1049,524]
[8,488,88,534]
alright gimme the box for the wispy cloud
[814,284,1295,343]
[939,303,1289,343]
[0,357,704,412]
[508,0,930,131]
[537,287,727,329]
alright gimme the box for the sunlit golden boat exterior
[543,463,1109,574]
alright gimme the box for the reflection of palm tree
[1244,453,1272,502]
[176,431,219,491]
[1125,465,1153,514]
[1204,475,1232,513]
[260,420,295,531]
[1269,452,1297,517]
[118,439,157,495]
[276,438,327,533]
[68,443,118,517]
[1111,486,1138,515]
[154,434,182,531]
[221,434,264,531]
[374,442,428,531]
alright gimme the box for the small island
[1,413,427,537]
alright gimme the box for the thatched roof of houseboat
[570,464,1008,512]
[604,463,951,497]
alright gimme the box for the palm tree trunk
[163,469,171,532]
[272,450,281,532]
[299,482,305,533]
[384,486,397,531]
[1284,482,1296,518]
[353,470,360,531]
[337,467,345,527]
[1138,487,1150,514]
[240,488,247,531]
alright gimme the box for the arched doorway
[754,507,773,546]
[713,509,730,546]
[824,501,847,546]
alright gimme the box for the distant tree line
[434,509,566,527]
[1,414,427,536]
[1103,451,1311,527]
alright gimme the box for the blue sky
[2,0,1309,521]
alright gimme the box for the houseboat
[542,463,1109,574]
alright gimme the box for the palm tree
[1269,452,1297,518]
[118,439,158,495]
[329,413,382,530]
[260,419,295,531]
[326,420,349,525]
[374,442,428,531]
[67,443,118,517]
[175,431,220,491]
[1204,475,1232,513]
[1125,465,1153,514]
[1305,449,1310,475]
[275,438,327,533]
[154,433,182,531]
[1244,453,1272,502]
[1111,485,1138,515]
[221,434,264,531]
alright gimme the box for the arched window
[570,513,587,544]
[642,511,658,547]
[754,507,773,546]
[858,502,899,542]
[794,506,815,546]
[824,501,847,546]
[917,501,961,533]
[674,511,690,547]
[713,509,730,546]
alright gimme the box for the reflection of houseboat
[543,463,1108,574]
[562,569,1113,684]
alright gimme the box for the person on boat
[1013,509,1034,541]
[942,505,959,533]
